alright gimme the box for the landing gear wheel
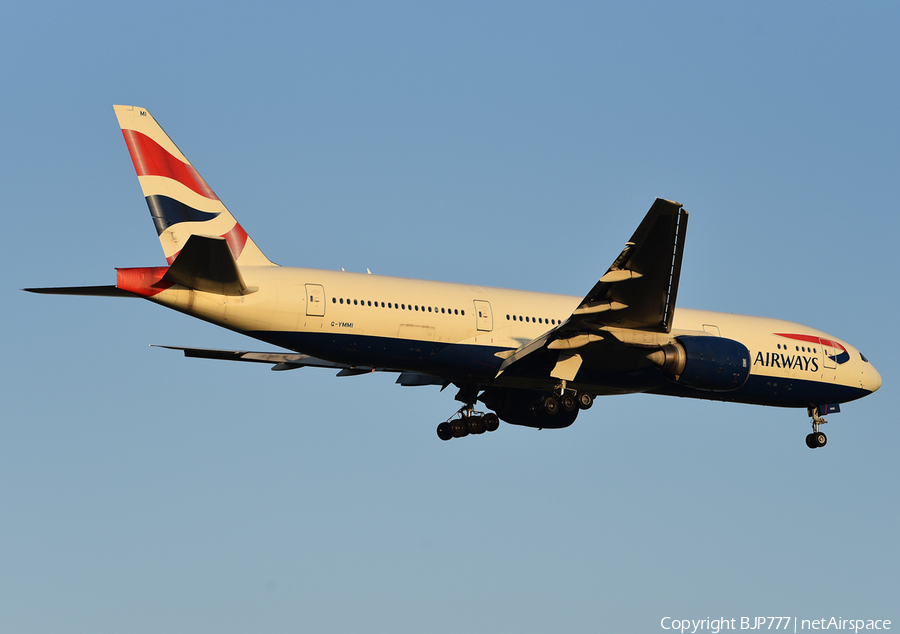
[560,394,577,412]
[543,396,559,416]
[577,392,594,410]
[806,406,829,449]
[451,418,469,438]
[438,404,500,441]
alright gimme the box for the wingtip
[656,197,683,208]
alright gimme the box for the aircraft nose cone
[861,363,881,393]
[866,365,882,393]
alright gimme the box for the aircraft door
[819,338,838,369]
[305,284,326,316]
[474,300,493,331]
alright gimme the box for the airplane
[25,105,882,448]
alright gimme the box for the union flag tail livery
[25,106,882,449]
[113,105,275,267]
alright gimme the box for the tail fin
[113,105,276,267]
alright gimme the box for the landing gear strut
[805,406,828,449]
[437,406,500,441]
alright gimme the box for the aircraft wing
[571,197,686,332]
[154,346,448,386]
[498,198,687,377]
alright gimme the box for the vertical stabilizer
[113,105,276,267]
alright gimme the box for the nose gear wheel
[805,406,828,449]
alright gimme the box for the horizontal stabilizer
[163,234,256,296]
[23,285,138,297]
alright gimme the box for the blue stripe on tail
[146,195,220,234]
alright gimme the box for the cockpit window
[860,352,869,363]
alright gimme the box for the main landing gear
[533,381,594,418]
[437,407,500,441]
[532,389,594,417]
[805,406,828,449]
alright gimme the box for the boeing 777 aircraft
[26,106,881,447]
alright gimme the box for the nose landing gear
[805,406,828,449]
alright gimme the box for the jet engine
[647,335,750,391]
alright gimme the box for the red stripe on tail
[222,223,249,260]
[121,129,219,201]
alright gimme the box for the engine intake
[648,335,750,392]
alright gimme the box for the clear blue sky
[3,2,897,632]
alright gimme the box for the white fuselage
[141,265,882,409]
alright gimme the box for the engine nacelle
[648,335,750,392]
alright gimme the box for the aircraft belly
[227,327,874,408]
[648,374,872,408]
[242,330,506,381]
